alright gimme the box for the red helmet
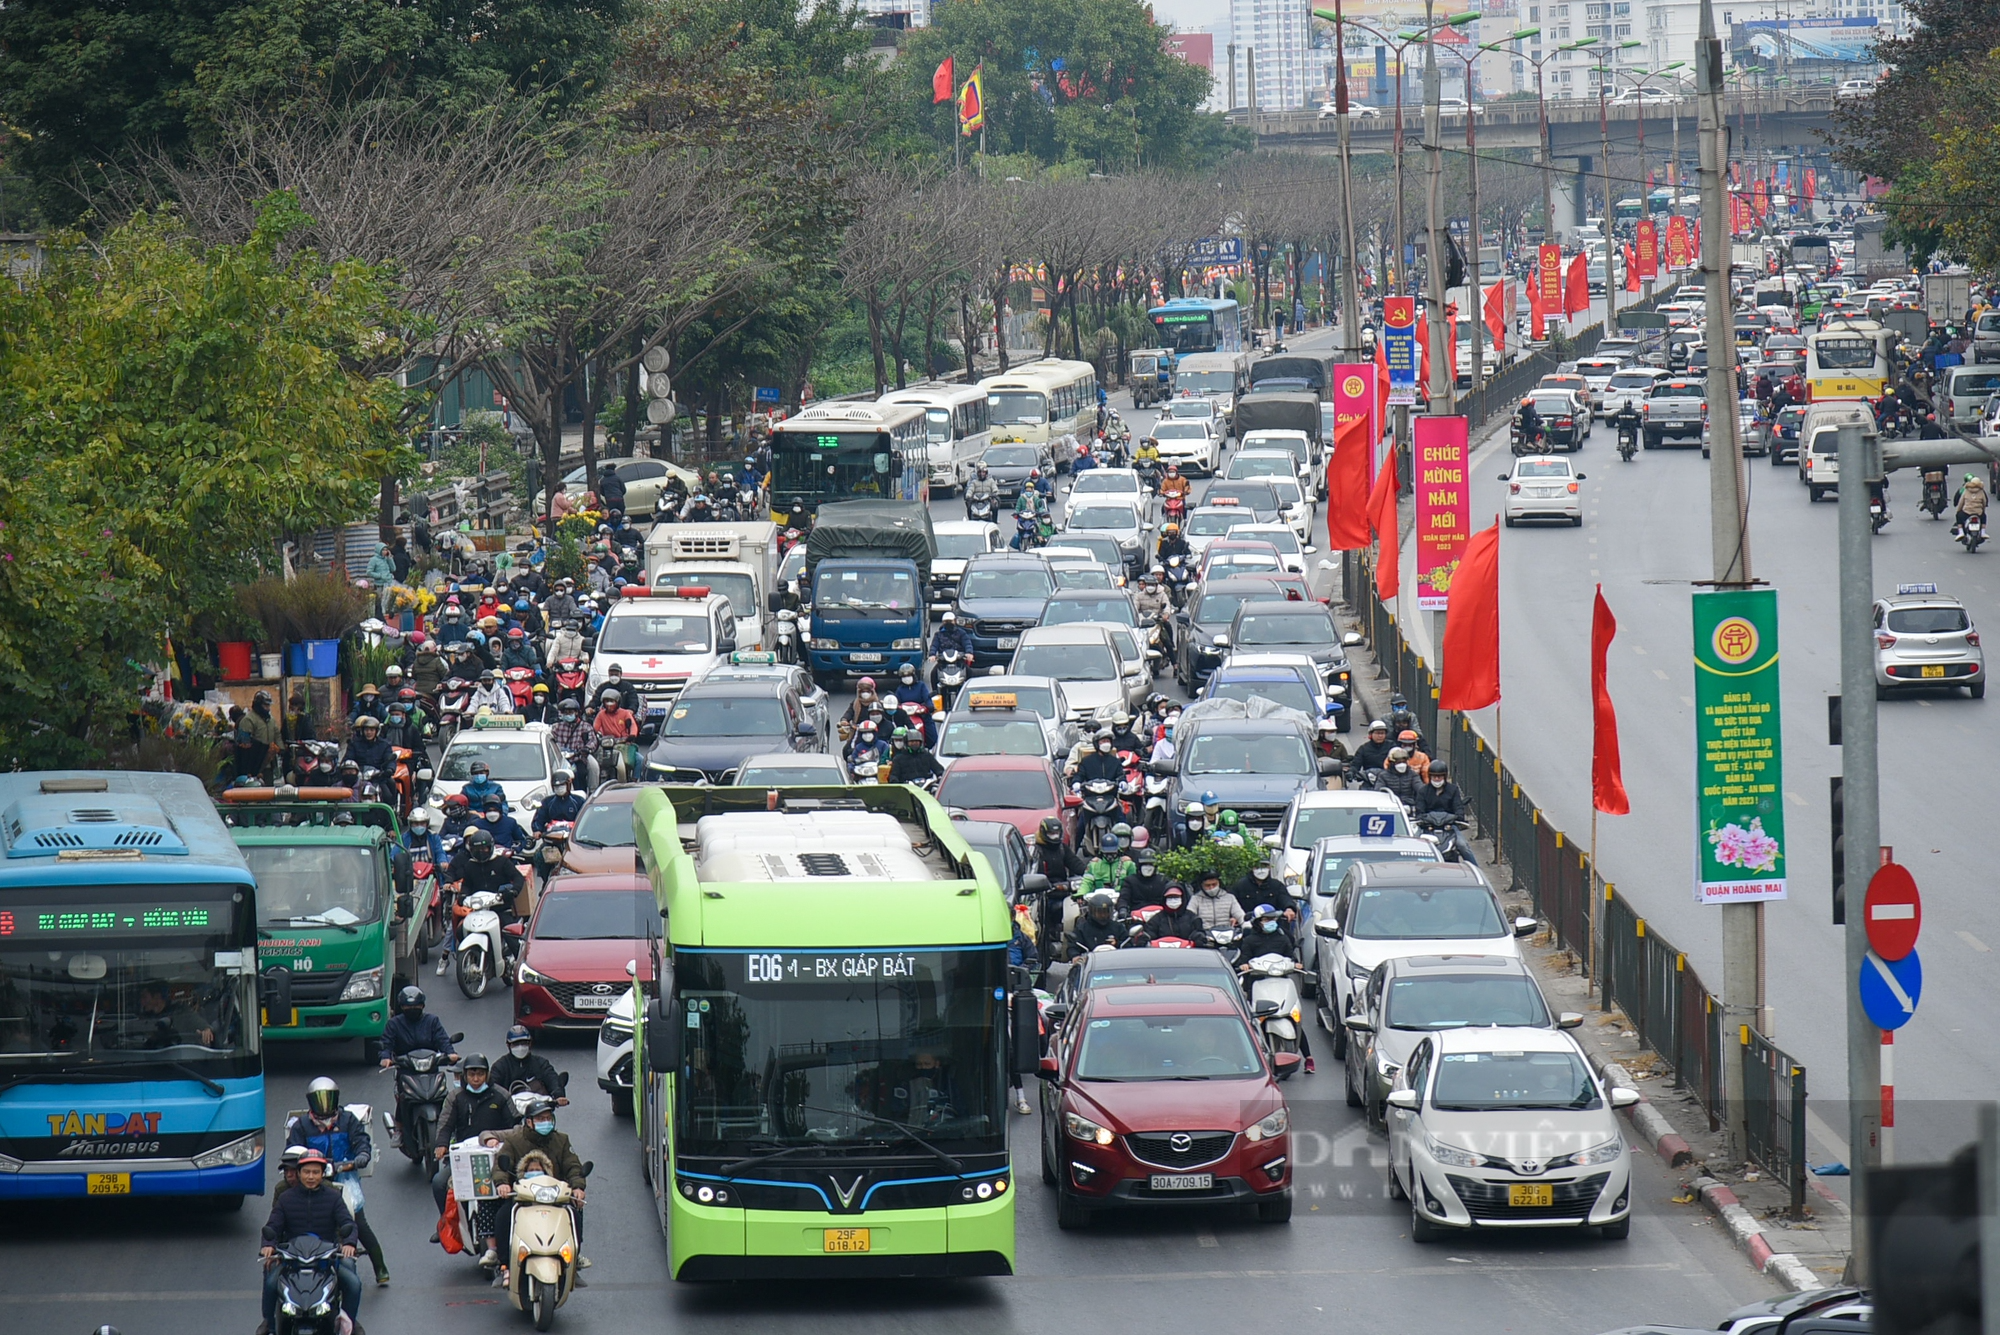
[296,1149,330,1169]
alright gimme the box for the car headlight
[339,966,384,1002]
[1375,1057,1401,1081]
[1566,1139,1625,1166]
[193,1130,265,1170]
[1244,1107,1290,1142]
[601,1017,634,1041]
[1064,1111,1115,1145]
[516,961,552,987]
[956,614,978,631]
[519,786,548,808]
[812,638,838,650]
[1425,1134,1486,1168]
[1344,957,1373,982]
[891,638,924,651]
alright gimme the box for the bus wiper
[792,1104,964,1173]
[267,915,360,934]
[164,1060,226,1097]
[716,1143,845,1178]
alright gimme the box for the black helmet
[461,1053,491,1073]
[1036,817,1063,845]
[1430,760,1450,778]
[306,1076,341,1118]
[396,985,425,1014]
[466,827,496,858]
[523,1096,557,1121]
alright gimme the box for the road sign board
[1858,949,1922,1031]
[754,386,781,404]
[1863,862,1922,961]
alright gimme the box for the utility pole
[1697,0,1763,1162]
[1228,44,1239,112]
[1599,68,1618,331]
[1466,58,1484,417]
[1325,3,1364,362]
[1423,1,1456,415]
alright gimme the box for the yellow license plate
[87,1173,130,1196]
[1921,665,1946,678]
[262,1007,299,1028]
[823,1228,871,1253]
[1508,1183,1553,1207]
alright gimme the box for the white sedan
[1150,419,1223,476]
[1500,456,1585,527]
[1385,1026,1638,1241]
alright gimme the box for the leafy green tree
[0,0,631,219]
[0,192,414,764]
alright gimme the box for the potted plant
[237,574,370,678]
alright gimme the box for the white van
[1799,402,1876,503]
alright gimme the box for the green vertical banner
[1692,588,1787,905]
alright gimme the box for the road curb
[1592,1051,1820,1293]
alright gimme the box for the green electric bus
[630,785,1029,1280]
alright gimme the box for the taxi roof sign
[729,650,779,665]
[472,714,527,729]
[1895,582,1940,596]
[966,691,1018,710]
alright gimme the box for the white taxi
[427,715,561,818]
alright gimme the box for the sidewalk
[1324,545,1854,1293]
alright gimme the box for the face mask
[1261,920,1279,932]
[485,810,502,821]
[510,1043,531,1059]
[533,1120,556,1136]
[1431,778,1445,788]
[1253,867,1269,880]
[1187,820,1203,832]
[1165,899,1183,911]
[1139,863,1156,877]
[1394,763,1409,774]
[1097,742,1112,752]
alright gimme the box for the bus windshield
[1152,312,1222,355]
[987,391,1048,426]
[772,431,894,498]
[674,947,1006,1155]
[1176,371,1237,394]
[0,883,257,1075]
[243,845,381,927]
[1814,337,1878,370]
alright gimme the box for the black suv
[1226,599,1355,732]
[1172,576,1297,693]
[953,552,1056,657]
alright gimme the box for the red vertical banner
[1590,586,1630,815]
[1482,281,1506,354]
[1537,243,1564,308]
[1325,415,1373,550]
[1635,219,1660,278]
[1664,214,1690,269]
[1414,416,1469,611]
[1335,363,1376,483]
[1564,253,1590,316]
[1805,167,1817,203]
[1624,245,1640,293]
[1437,521,1501,711]
[1752,178,1769,218]
[1370,450,1400,605]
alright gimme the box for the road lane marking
[1680,696,1695,707]
[1633,645,1649,655]
[1653,669,1669,680]
[1959,929,1991,953]
[1196,1230,1219,1248]
[1787,791,1807,806]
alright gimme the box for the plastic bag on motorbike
[438,1187,467,1254]
[1170,697,1315,744]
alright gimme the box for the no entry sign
[1863,862,1921,962]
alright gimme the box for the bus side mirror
[1011,991,1042,1075]
[260,967,294,1021]
[646,999,683,1069]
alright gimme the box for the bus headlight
[194,1131,265,1169]
[339,966,383,1002]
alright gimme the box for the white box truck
[643,521,780,651]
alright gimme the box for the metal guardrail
[1741,1027,1808,1214]
[1237,89,1838,135]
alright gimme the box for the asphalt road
[0,314,1781,1333]
[1406,385,2000,1170]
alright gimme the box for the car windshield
[1313,846,1433,892]
[1185,730,1313,775]
[1211,676,1316,714]
[1154,422,1209,439]
[937,767,1056,809]
[533,889,659,940]
[960,567,1054,599]
[1430,1049,1601,1111]
[1239,529,1302,554]
[1070,506,1138,531]
[1058,535,1123,566]
[938,718,1048,757]
[1887,606,1970,633]
[1208,485,1277,509]
[935,533,993,560]
[1608,372,1657,389]
[571,800,637,847]
[987,391,1048,425]
[1514,461,1573,479]
[1051,565,1114,590]
[984,446,1040,467]
[1349,885,1505,940]
[737,763,842,785]
[1012,642,1117,680]
[1386,974,1550,1030]
[1230,455,1292,478]
[439,740,547,782]
[1043,598,1135,627]
[1073,473,1139,495]
[598,613,713,655]
[674,947,1006,1153]
[1293,805,1411,847]
[1236,611,1335,647]
[1530,395,1574,413]
[1194,592,1250,625]
[1264,478,1304,505]
[1073,1014,1264,1081]
[1188,511,1243,536]
[817,567,917,610]
[245,845,381,926]
[663,696,788,737]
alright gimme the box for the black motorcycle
[1615,417,1639,462]
[267,1236,358,1335]
[965,492,997,524]
[1923,473,1948,520]
[1960,513,1988,553]
[1075,779,1123,855]
[1414,810,1477,864]
[386,1042,461,1166]
[931,650,971,711]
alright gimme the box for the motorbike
[1923,473,1949,520]
[384,1042,461,1165]
[738,485,762,518]
[1141,771,1174,848]
[594,733,630,786]
[846,749,888,784]
[772,608,802,664]
[289,739,342,787]
[1161,492,1187,525]
[777,526,804,557]
[1014,511,1047,551]
[504,1167,589,1330]
[1240,952,1306,1072]
[931,650,971,711]
[1135,459,1161,494]
[1386,693,1420,748]
[1207,924,1242,966]
[455,889,509,999]
[1510,421,1544,456]
[966,492,997,524]
[265,1236,359,1335]
[529,823,573,888]
[1616,420,1638,462]
[1960,513,1988,553]
[1413,810,1477,864]
[1075,779,1124,855]
[551,657,590,707]
[437,677,475,745]
[504,666,539,711]
[1162,555,1194,609]
[1870,493,1891,535]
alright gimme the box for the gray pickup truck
[1642,376,1707,449]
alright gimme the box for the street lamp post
[1591,40,1643,329]
[1614,62,1687,293]
[1510,37,1599,245]
[1338,20,1437,297]
[1312,1,1371,363]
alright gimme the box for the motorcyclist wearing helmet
[1230,858,1297,921]
[1131,569,1171,648]
[1155,521,1191,564]
[592,687,638,741]
[963,464,999,519]
[550,698,596,786]
[459,759,505,809]
[399,807,445,869]
[378,986,456,1068]
[680,491,717,524]
[1954,471,1990,536]
[930,609,975,661]
[471,668,513,715]
[342,714,395,777]
[433,1053,516,1255]
[1351,719,1395,773]
[1212,809,1246,847]
[1241,905,1313,1072]
[1397,727,1432,781]
[1064,890,1124,957]
[492,1098,589,1280]
[437,791,475,842]
[1143,884,1209,946]
[1010,484,1042,550]
[1071,729,1127,786]
[1414,757,1471,828]
[844,719,891,779]
[886,727,945,787]
[499,626,540,674]
[1158,463,1191,510]
[438,824,530,972]
[1133,435,1161,469]
[260,1148,361,1332]
[288,1078,390,1286]
[1515,396,1543,449]
[1106,710,1144,755]
[475,793,530,856]
[1079,833,1136,896]
[1380,747,1424,804]
[602,663,643,716]
[491,1023,570,1103]
[532,770,586,834]
[1032,817,1087,883]
[1191,869,1242,936]
[1116,848,1172,914]
[1173,799,1210,850]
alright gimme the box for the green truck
[222,796,438,1053]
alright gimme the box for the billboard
[1733,17,1879,64]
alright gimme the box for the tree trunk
[621,329,643,459]
[960,288,977,382]
[891,300,910,390]
[377,476,399,544]
[991,278,1010,373]
[866,295,888,396]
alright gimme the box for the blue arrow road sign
[1858,949,1922,1031]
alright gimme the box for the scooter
[437,678,475,745]
[455,890,508,999]
[1207,924,1242,966]
[772,608,802,664]
[265,1236,361,1335]
[1960,513,1988,553]
[1871,493,1891,535]
[1923,473,1949,520]
[931,650,971,711]
[1240,952,1306,1072]
[504,666,539,711]
[966,493,997,524]
[1617,421,1638,462]
[505,1167,588,1331]
[383,1043,461,1165]
[1075,779,1124,854]
[551,657,590,707]
[529,823,574,888]
[1161,555,1194,609]
[1413,810,1477,864]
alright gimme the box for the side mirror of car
[1343,1016,1376,1034]
[1557,1011,1584,1030]
[417,768,435,783]
[1514,915,1539,937]
[1609,1087,1642,1110]
[1385,1089,1419,1111]
[503,922,525,937]
[1313,919,1342,940]
[718,638,737,655]
[1575,473,1587,480]
[639,722,660,744]
[1063,792,1083,808]
[1037,1054,1060,1080]
[1342,632,1363,647]
[260,966,294,1022]
[1498,472,1511,480]
[1211,634,1229,649]
[1272,1051,1303,1077]
[626,959,638,979]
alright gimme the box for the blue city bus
[1147,297,1245,356]
[770,401,932,517]
[0,772,267,1203]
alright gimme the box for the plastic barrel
[217,641,254,680]
[283,643,308,677]
[304,639,340,678]
[259,653,282,679]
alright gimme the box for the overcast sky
[1155,0,1229,36]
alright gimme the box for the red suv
[512,872,658,1034]
[1036,982,1295,1229]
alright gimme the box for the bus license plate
[823,1228,870,1253]
[1921,664,1946,678]
[87,1173,131,1196]
[1149,1173,1213,1191]
[1509,1183,1553,1207]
